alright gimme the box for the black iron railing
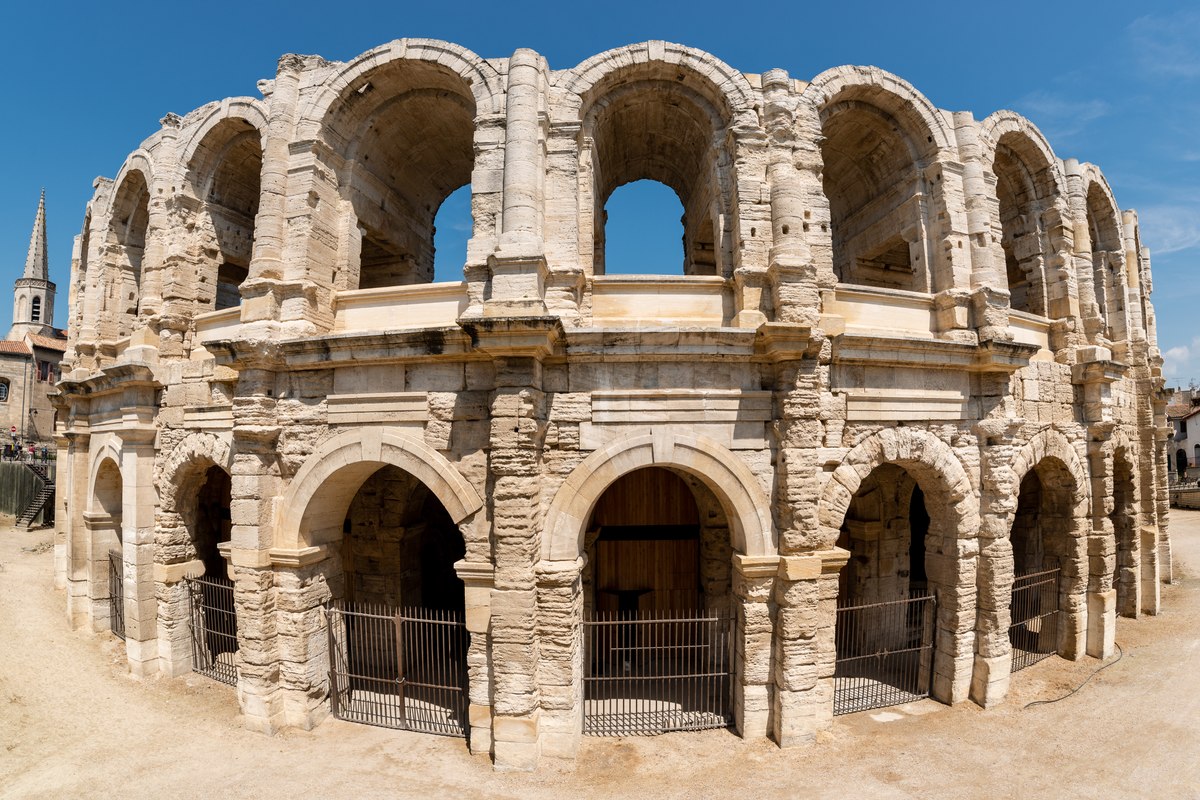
[833,594,936,716]
[327,603,469,738]
[186,575,239,686]
[1009,568,1060,672]
[108,550,125,640]
[583,609,733,736]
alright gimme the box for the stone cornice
[832,333,1039,374]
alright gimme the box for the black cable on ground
[1023,642,1124,709]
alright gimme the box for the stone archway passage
[832,464,937,714]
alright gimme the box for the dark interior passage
[193,466,232,580]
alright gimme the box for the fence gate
[1009,568,1060,672]
[583,610,733,736]
[833,594,936,715]
[108,550,125,640]
[327,603,469,737]
[186,575,238,685]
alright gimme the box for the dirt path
[2,517,1199,799]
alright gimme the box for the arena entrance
[833,464,937,715]
[93,458,125,639]
[185,466,238,686]
[325,465,469,737]
[580,467,734,736]
[1008,462,1070,671]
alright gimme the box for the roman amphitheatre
[43,38,1169,773]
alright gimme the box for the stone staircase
[16,463,54,528]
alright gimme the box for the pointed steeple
[23,190,48,281]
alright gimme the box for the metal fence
[1009,568,1060,672]
[108,550,125,640]
[583,610,733,736]
[833,594,936,716]
[186,575,239,686]
[327,603,469,737]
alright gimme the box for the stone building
[1,191,67,446]
[54,40,1170,771]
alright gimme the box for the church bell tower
[10,190,56,340]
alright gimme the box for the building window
[0,380,7,402]
[37,361,51,382]
[31,296,41,322]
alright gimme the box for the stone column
[733,555,777,738]
[272,550,336,730]
[762,70,819,328]
[534,557,583,759]
[456,559,497,755]
[971,418,1018,708]
[83,510,119,633]
[772,549,848,747]
[954,113,1011,343]
[1085,439,1116,660]
[487,354,548,771]
[1064,158,1105,345]
[64,431,92,630]
[487,49,547,315]
[122,435,161,677]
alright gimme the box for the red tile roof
[28,334,66,352]
[0,340,32,356]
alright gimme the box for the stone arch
[155,431,233,515]
[818,427,978,542]
[178,98,269,173]
[1081,165,1126,341]
[294,38,503,140]
[276,427,484,551]
[817,426,979,703]
[799,66,955,159]
[88,444,125,515]
[101,161,153,336]
[978,111,1066,199]
[542,431,775,562]
[557,41,757,122]
[178,100,267,311]
[1011,427,1091,503]
[802,66,953,292]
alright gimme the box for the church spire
[23,190,48,281]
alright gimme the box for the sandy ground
[2,518,1199,800]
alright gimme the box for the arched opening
[1192,443,1199,468]
[322,463,469,735]
[585,78,725,276]
[16,294,27,322]
[993,134,1051,316]
[820,99,927,291]
[191,466,232,579]
[106,171,150,336]
[1086,182,1124,340]
[601,180,687,275]
[834,464,936,713]
[1178,448,1190,481]
[30,296,41,322]
[432,184,472,283]
[331,64,477,290]
[1009,458,1077,669]
[1111,448,1138,618]
[188,118,262,311]
[93,458,124,637]
[580,466,733,734]
[183,464,237,682]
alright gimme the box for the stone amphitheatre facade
[53,39,1170,770]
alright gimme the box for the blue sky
[2,1,1197,382]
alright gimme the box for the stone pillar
[456,559,497,755]
[487,354,548,771]
[1064,158,1105,345]
[1085,439,1116,660]
[154,555,204,677]
[122,436,161,677]
[772,549,848,747]
[229,365,286,733]
[1140,525,1161,615]
[273,551,335,730]
[534,557,583,759]
[64,432,92,630]
[733,555,777,739]
[971,419,1018,708]
[52,430,70,590]
[487,49,547,315]
[83,510,118,633]
[762,70,819,328]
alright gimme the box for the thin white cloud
[1162,337,1200,385]
[1130,12,1200,80]
[1163,345,1189,378]
[1013,91,1110,141]
[1138,205,1200,254]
